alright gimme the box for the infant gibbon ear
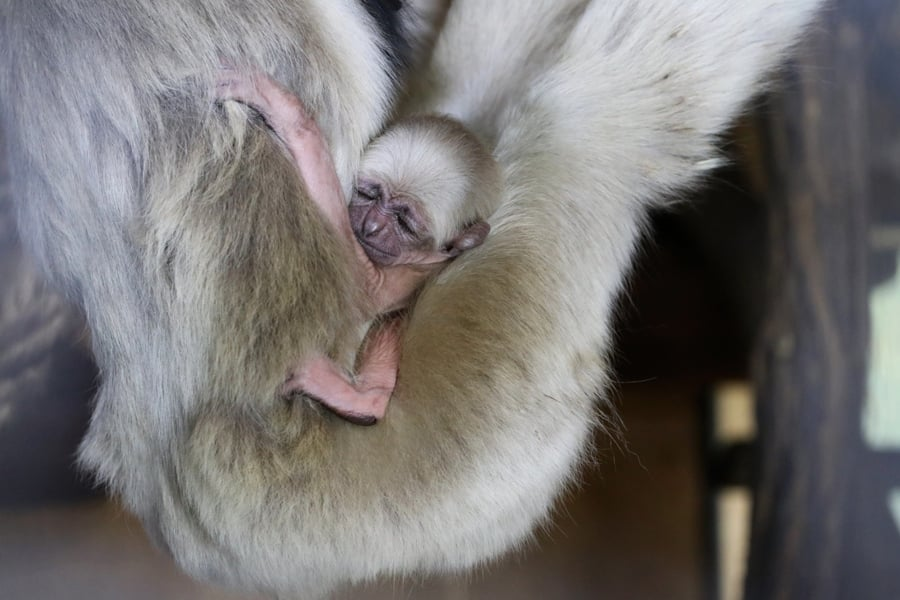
[442,220,491,257]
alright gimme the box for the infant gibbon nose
[363,211,390,237]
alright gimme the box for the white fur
[359,115,499,243]
[392,0,824,575]
[0,0,822,598]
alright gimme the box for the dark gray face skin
[349,176,493,269]
[349,177,436,267]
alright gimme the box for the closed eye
[395,208,417,236]
[355,182,382,202]
[396,215,415,235]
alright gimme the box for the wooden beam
[746,1,900,598]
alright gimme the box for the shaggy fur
[0,0,821,597]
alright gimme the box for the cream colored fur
[0,0,822,597]
[360,114,501,243]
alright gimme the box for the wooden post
[746,1,900,598]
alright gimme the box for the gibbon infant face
[349,115,500,268]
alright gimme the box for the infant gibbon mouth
[356,237,398,265]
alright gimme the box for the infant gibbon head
[350,115,502,267]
